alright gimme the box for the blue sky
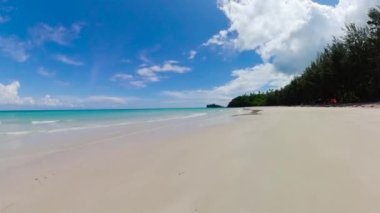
[0,0,375,108]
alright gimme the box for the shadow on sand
[233,109,262,117]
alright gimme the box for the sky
[0,0,378,109]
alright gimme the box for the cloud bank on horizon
[165,0,379,105]
[0,81,133,108]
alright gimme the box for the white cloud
[168,0,378,106]
[43,95,131,108]
[29,22,84,46]
[163,63,293,105]
[137,60,191,82]
[54,54,84,66]
[213,63,293,95]
[203,29,230,47]
[110,73,134,82]
[0,81,35,105]
[41,95,62,106]
[0,36,29,62]
[110,61,190,88]
[205,0,378,73]
[109,73,147,88]
[36,95,130,108]
[162,90,231,106]
[37,67,55,78]
[0,81,137,108]
[188,50,197,60]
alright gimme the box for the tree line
[228,7,380,107]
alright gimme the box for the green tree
[228,7,380,107]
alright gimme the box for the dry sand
[1,107,380,213]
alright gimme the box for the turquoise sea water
[0,108,226,136]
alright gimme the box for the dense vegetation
[206,104,224,108]
[228,7,380,107]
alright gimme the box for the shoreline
[1,107,380,212]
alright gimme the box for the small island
[206,104,224,108]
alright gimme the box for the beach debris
[233,109,262,116]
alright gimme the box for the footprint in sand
[34,173,54,184]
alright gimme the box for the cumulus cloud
[163,63,293,105]
[0,81,135,108]
[37,67,55,78]
[29,22,84,46]
[164,0,377,106]
[43,95,131,108]
[109,61,190,88]
[188,50,197,60]
[0,81,34,105]
[137,60,191,82]
[212,63,293,95]
[162,90,231,106]
[54,54,84,66]
[0,36,29,62]
[37,95,130,108]
[41,95,62,106]
[205,0,378,73]
[204,30,231,47]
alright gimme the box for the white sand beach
[1,107,380,213]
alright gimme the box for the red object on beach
[328,98,337,104]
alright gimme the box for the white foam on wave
[46,126,92,133]
[5,131,31,135]
[4,112,209,136]
[46,122,133,133]
[32,120,59,125]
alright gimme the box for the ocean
[0,108,229,137]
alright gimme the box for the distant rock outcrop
[206,104,223,108]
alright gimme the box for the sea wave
[3,112,209,136]
[45,113,207,133]
[32,120,59,125]
[5,131,32,135]
[46,122,133,133]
